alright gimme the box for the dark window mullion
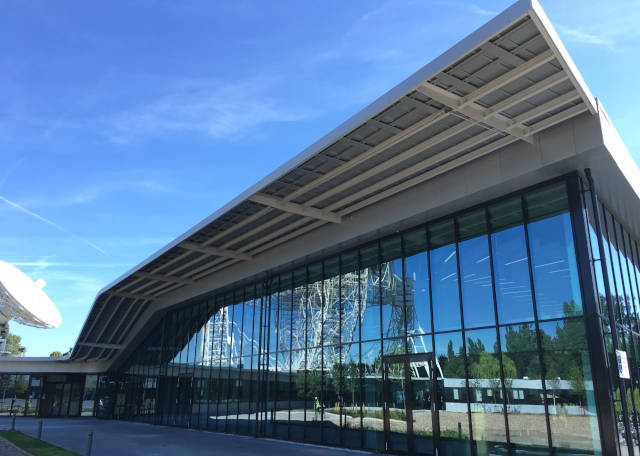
[485,205,511,452]
[453,216,474,448]
[522,194,553,451]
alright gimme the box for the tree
[50,351,63,358]
[5,333,25,356]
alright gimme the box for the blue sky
[2,0,639,356]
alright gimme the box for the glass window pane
[500,323,547,451]
[489,197,523,232]
[539,319,601,454]
[341,251,360,346]
[525,181,569,222]
[466,328,507,452]
[361,340,384,451]
[528,212,582,320]
[434,331,470,453]
[430,219,461,332]
[360,244,381,342]
[292,269,307,351]
[405,250,430,336]
[308,263,323,348]
[458,208,488,241]
[405,227,428,256]
[459,234,495,329]
[492,225,534,325]
[381,236,404,341]
[324,257,341,347]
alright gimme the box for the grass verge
[0,430,81,456]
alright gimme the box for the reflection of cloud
[0,195,108,256]
[107,77,318,144]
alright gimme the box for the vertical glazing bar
[236,293,245,432]
[602,203,635,455]
[585,168,629,454]
[426,226,440,453]
[205,303,216,431]
[288,272,294,440]
[453,216,474,450]
[485,205,511,452]
[569,174,617,455]
[338,256,344,447]
[357,254,364,448]
[320,261,325,442]
[247,286,256,435]
[521,194,553,451]
[303,267,309,439]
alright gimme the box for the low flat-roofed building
[2,0,640,454]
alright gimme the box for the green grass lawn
[0,430,81,456]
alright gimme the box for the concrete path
[0,436,29,456]
[0,417,370,456]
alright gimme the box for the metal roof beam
[106,291,154,301]
[77,297,132,359]
[482,42,525,66]
[512,90,580,125]
[76,295,122,346]
[135,271,195,286]
[78,342,122,350]
[181,241,252,261]
[368,118,402,134]
[483,71,567,116]
[527,103,588,134]
[249,193,342,223]
[458,49,554,108]
[416,83,533,143]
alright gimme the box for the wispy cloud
[309,0,496,67]
[468,5,498,17]
[107,77,319,144]
[0,195,108,256]
[556,24,617,51]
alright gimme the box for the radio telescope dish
[0,260,62,329]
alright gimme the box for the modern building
[2,1,640,455]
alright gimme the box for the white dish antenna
[0,260,62,329]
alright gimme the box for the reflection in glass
[465,328,507,454]
[528,213,582,320]
[492,225,534,325]
[112,178,606,455]
[500,323,548,452]
[434,332,470,455]
[539,319,601,453]
[430,219,461,332]
[459,234,495,329]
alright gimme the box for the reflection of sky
[460,236,494,328]
[431,245,459,331]
[167,214,588,371]
[529,213,581,319]
[492,226,534,324]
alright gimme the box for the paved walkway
[0,417,369,456]
[0,436,28,456]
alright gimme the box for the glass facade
[88,175,625,455]
[582,175,640,456]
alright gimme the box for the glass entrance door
[383,353,439,455]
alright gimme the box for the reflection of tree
[468,350,516,402]
[295,370,322,400]
[329,361,363,408]
[503,324,542,379]
[438,341,465,378]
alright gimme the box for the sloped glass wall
[103,176,604,455]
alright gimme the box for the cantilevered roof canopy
[72,0,613,362]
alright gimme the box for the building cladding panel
[3,1,640,455]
